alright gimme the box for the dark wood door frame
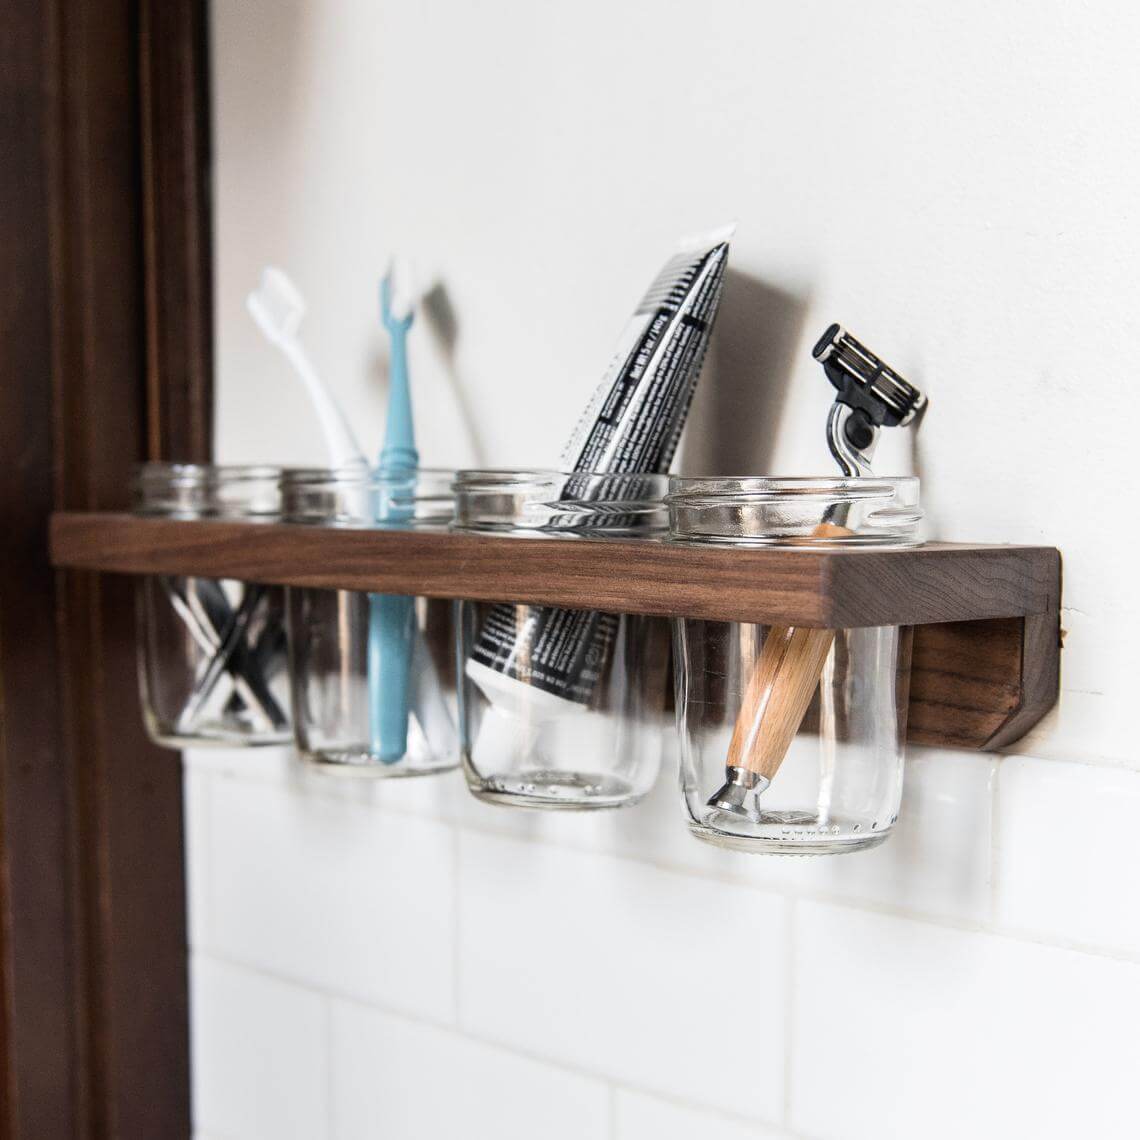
[1,1,211,1135]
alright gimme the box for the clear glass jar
[282,467,458,776]
[668,476,921,854]
[135,463,291,748]
[454,469,669,810]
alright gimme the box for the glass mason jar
[668,476,921,854]
[136,463,291,748]
[454,469,669,810]
[282,467,458,776]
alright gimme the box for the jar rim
[452,468,669,535]
[282,465,456,486]
[666,474,917,503]
[455,467,670,488]
[667,475,922,548]
[133,462,284,518]
[134,462,284,483]
[280,466,457,528]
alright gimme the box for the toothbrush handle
[368,593,416,762]
[725,522,852,786]
[283,339,366,467]
[368,464,417,762]
[379,322,417,469]
[368,314,418,761]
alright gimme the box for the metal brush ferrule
[707,766,770,820]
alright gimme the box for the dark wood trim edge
[981,610,1062,751]
[1,1,208,1135]
[139,0,214,462]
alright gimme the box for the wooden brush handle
[726,523,850,783]
[726,625,837,779]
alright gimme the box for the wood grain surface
[50,513,1061,750]
[50,513,1059,628]
[1,3,206,1135]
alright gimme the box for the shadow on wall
[680,269,810,476]
[421,282,487,465]
[908,412,935,534]
[220,0,311,164]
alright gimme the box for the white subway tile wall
[996,757,1140,954]
[191,956,328,1140]
[186,741,1140,1140]
[613,1091,793,1140]
[457,831,787,1122]
[196,0,1140,1134]
[791,903,1140,1140]
[330,1002,610,1140]
[183,767,213,951]
[206,775,456,1020]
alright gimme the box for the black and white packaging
[467,228,732,723]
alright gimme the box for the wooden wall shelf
[49,512,1061,751]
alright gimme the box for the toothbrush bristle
[384,258,421,323]
[250,267,305,338]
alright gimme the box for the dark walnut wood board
[3,1,210,1132]
[51,512,1061,751]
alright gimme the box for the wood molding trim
[1,1,211,1135]
[139,0,214,463]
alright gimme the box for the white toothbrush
[246,266,368,468]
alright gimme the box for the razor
[706,325,927,822]
[813,323,927,477]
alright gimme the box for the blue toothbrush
[370,266,419,762]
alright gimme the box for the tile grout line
[451,821,464,1030]
[989,753,1003,926]
[421,810,1140,960]
[193,946,794,1135]
[184,739,1140,795]
[193,948,457,1032]
[324,993,337,1140]
[185,743,1140,848]
[782,895,797,1131]
[194,769,1140,972]
[187,761,215,951]
[192,757,1140,1015]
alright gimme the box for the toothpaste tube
[467,228,732,714]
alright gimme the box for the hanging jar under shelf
[135,462,292,748]
[668,475,922,854]
[282,466,459,777]
[453,468,671,810]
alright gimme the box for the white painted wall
[195,1,1140,1137]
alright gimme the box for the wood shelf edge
[48,511,1062,749]
[49,512,1059,627]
